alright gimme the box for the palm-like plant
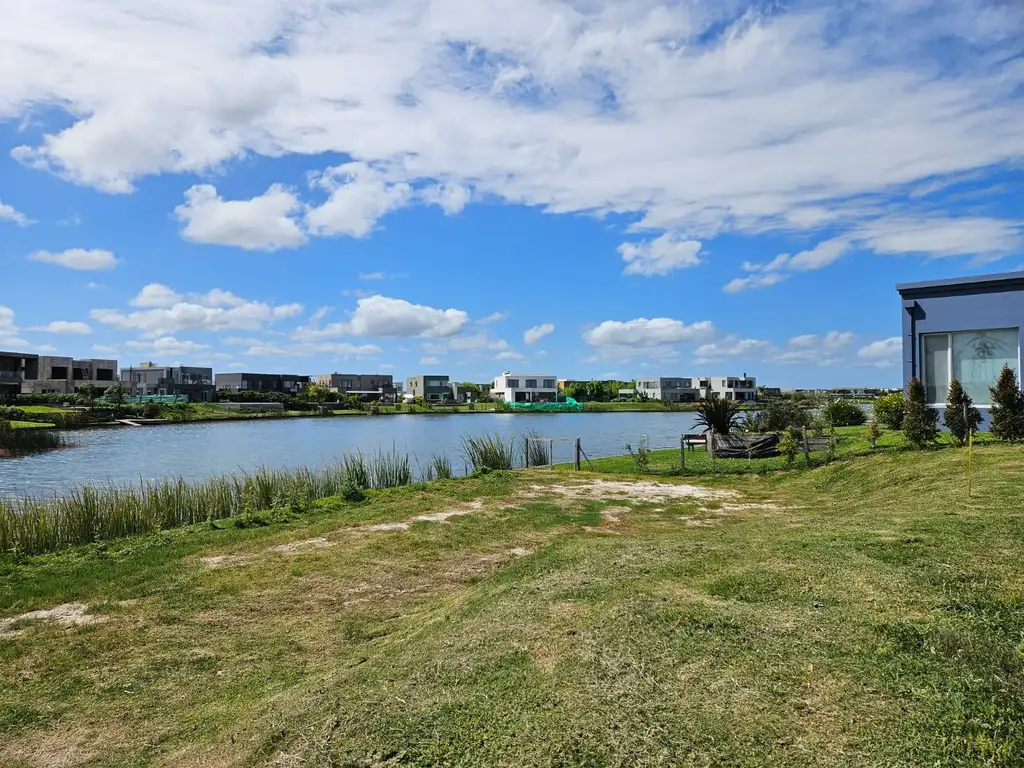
[693,397,742,435]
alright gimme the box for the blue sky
[2,0,1022,387]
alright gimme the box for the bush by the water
[902,379,938,448]
[822,398,867,427]
[872,392,906,429]
[693,398,742,435]
[0,420,66,456]
[990,365,1024,441]
[943,379,982,446]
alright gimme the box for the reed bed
[462,434,518,472]
[0,452,410,556]
[524,430,552,467]
[0,420,67,455]
[423,454,454,482]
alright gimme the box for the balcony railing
[0,371,21,381]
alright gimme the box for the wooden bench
[682,433,707,451]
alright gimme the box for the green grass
[1,443,1023,765]
[18,406,68,414]
[8,421,54,430]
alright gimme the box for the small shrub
[762,399,812,431]
[739,411,767,433]
[625,437,651,474]
[873,393,906,430]
[990,365,1024,441]
[822,398,867,427]
[340,480,366,503]
[777,427,799,465]
[143,401,162,419]
[866,421,882,448]
[943,379,982,447]
[902,378,938,448]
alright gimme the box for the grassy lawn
[2,444,1024,765]
[17,406,68,414]
[8,421,54,430]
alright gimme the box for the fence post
[549,439,554,468]
[574,438,581,471]
[524,437,530,469]
[680,434,685,472]
[708,428,715,460]
[802,426,810,465]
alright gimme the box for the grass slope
[1,444,1023,766]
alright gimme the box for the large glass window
[922,329,1019,405]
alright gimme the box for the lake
[0,412,703,497]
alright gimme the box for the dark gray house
[0,351,38,401]
[315,373,396,401]
[215,373,310,394]
[405,374,452,402]
[898,272,1023,420]
[120,363,216,402]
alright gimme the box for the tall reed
[0,450,414,556]
[424,454,454,482]
[462,433,518,472]
[524,430,552,467]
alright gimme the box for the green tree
[104,382,128,413]
[943,379,982,447]
[305,383,331,413]
[583,380,606,402]
[902,378,938,448]
[872,392,906,430]
[75,382,97,402]
[989,365,1024,441]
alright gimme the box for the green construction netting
[504,397,583,412]
[97,395,189,404]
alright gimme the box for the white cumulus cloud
[27,321,92,334]
[306,162,413,239]
[28,248,117,270]
[620,233,703,277]
[0,199,31,226]
[523,324,555,345]
[175,184,306,251]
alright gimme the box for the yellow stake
[967,428,974,498]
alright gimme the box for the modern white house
[633,374,758,402]
[699,375,758,401]
[635,377,700,402]
[491,372,559,403]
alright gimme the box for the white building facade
[634,374,758,402]
[491,372,558,403]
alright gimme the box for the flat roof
[0,351,39,358]
[896,271,1024,294]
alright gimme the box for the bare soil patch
[270,537,334,554]
[529,479,737,503]
[0,603,103,637]
[360,500,488,532]
[200,554,248,569]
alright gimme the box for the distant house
[316,373,396,401]
[635,377,699,403]
[215,373,310,394]
[405,375,452,402]
[120,363,215,402]
[492,372,558,403]
[897,272,1023,412]
[634,375,758,402]
[0,351,38,401]
[20,356,117,395]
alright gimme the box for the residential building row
[0,349,762,407]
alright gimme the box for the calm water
[0,412,702,497]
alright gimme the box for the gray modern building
[215,373,310,394]
[405,374,453,402]
[315,373,396,401]
[22,356,117,395]
[0,351,38,401]
[635,377,700,403]
[120,362,216,402]
[898,272,1022,420]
